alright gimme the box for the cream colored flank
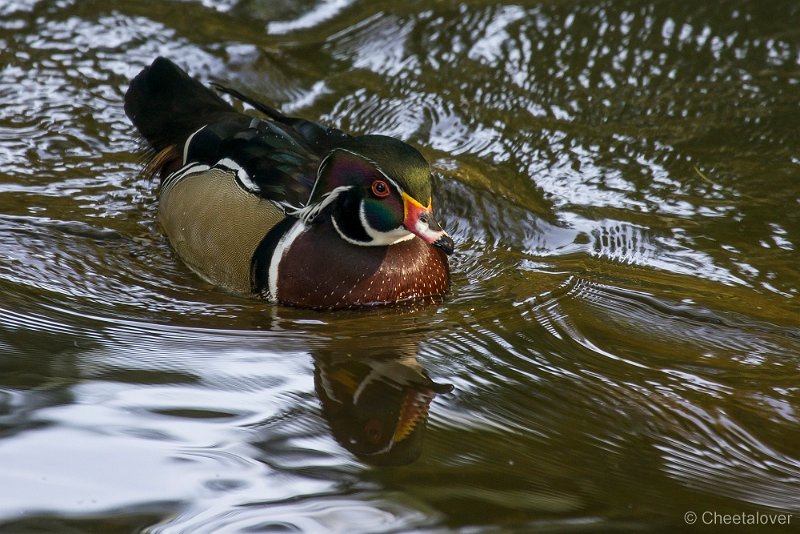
[158,166,284,293]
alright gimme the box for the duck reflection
[313,349,452,466]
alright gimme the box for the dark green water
[1,0,799,532]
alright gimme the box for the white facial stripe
[268,219,307,301]
[291,185,352,223]
[305,150,335,205]
[368,162,402,194]
[330,209,414,247]
[309,148,405,202]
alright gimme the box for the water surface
[1,0,799,532]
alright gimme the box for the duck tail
[124,57,234,153]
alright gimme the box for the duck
[124,57,453,310]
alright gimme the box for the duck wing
[124,57,349,208]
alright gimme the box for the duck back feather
[124,57,235,152]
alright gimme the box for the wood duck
[124,57,453,309]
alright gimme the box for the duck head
[301,135,454,255]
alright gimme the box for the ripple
[267,0,356,35]
[655,402,800,512]
[589,219,657,265]
[154,493,438,533]
[324,89,428,140]
[328,12,417,77]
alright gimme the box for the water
[1,0,799,532]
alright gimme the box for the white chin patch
[360,202,415,245]
[414,219,444,244]
[330,202,414,247]
[331,216,413,247]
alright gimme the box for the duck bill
[401,192,454,255]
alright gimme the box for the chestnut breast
[275,222,450,310]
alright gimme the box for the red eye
[371,179,390,198]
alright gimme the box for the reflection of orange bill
[393,388,435,442]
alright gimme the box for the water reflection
[250,309,454,466]
[314,351,452,466]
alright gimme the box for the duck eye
[371,179,390,198]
